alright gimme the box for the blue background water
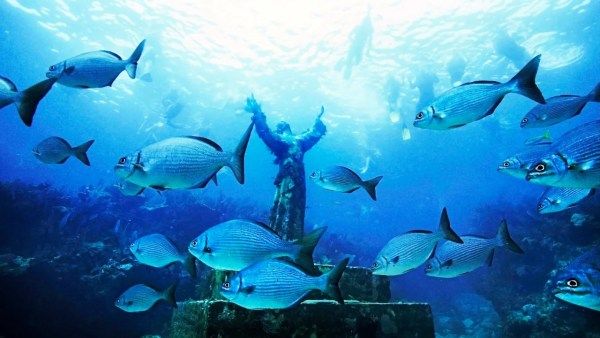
[1,1,599,337]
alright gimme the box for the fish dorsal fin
[246,220,281,238]
[184,136,223,152]
[0,76,17,92]
[99,50,123,60]
[460,80,501,86]
[405,229,433,234]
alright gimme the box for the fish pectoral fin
[57,157,69,164]
[133,163,145,171]
[448,124,466,129]
[573,160,596,172]
[240,285,256,294]
[441,259,453,268]
[485,250,495,267]
[433,112,447,119]
[65,66,75,75]
[390,256,400,264]
[150,185,166,191]
[194,173,218,189]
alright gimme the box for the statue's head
[276,121,292,135]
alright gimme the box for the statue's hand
[317,106,325,119]
[244,95,261,114]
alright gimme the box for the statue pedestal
[169,300,435,338]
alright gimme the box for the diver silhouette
[340,9,373,79]
[245,95,326,240]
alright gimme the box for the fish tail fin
[508,54,545,104]
[438,207,463,244]
[125,39,146,79]
[15,78,56,127]
[72,140,95,166]
[183,253,197,278]
[362,176,383,201]
[323,257,349,305]
[227,122,254,184]
[589,82,600,102]
[496,219,524,254]
[295,226,327,273]
[162,281,178,308]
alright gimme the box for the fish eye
[49,65,55,71]
[503,161,510,167]
[118,157,127,165]
[566,279,579,288]
[535,164,546,172]
[130,242,135,247]
[522,117,528,124]
[416,112,424,120]
[222,282,230,289]
[310,172,317,178]
[190,239,198,247]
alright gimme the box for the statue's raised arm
[244,95,288,154]
[298,106,327,152]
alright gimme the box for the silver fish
[498,145,552,179]
[526,120,600,188]
[33,137,94,166]
[537,187,594,214]
[310,165,382,201]
[425,220,523,278]
[189,219,325,273]
[115,282,177,313]
[521,83,600,128]
[414,55,545,129]
[130,233,196,277]
[46,39,146,88]
[220,258,349,310]
[0,76,56,126]
[371,208,463,276]
[553,247,600,312]
[115,123,253,190]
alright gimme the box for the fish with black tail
[0,76,56,126]
[425,219,524,278]
[537,187,595,214]
[130,234,196,278]
[553,247,600,311]
[33,137,94,166]
[189,220,325,274]
[115,123,253,190]
[371,207,463,276]
[414,55,545,130]
[220,257,349,310]
[115,282,177,313]
[521,83,600,128]
[310,165,382,200]
[526,120,600,188]
[47,39,146,88]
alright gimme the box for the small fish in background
[414,55,545,130]
[310,165,383,201]
[537,187,594,214]
[0,76,56,126]
[498,145,552,179]
[46,39,146,88]
[371,208,463,276]
[33,137,94,166]
[220,257,349,310]
[520,83,600,128]
[425,219,524,278]
[115,180,145,196]
[115,123,253,191]
[189,220,326,273]
[115,282,177,313]
[525,120,600,188]
[493,31,530,67]
[525,130,552,146]
[130,233,196,278]
[553,247,600,312]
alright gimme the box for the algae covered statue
[245,95,326,240]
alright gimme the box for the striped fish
[310,165,383,201]
[0,76,56,126]
[114,123,253,190]
[414,55,545,130]
[46,40,146,88]
[188,220,326,274]
[498,145,552,179]
[220,258,349,310]
[425,220,524,278]
[130,233,196,277]
[115,282,177,313]
[521,83,600,128]
[537,187,595,214]
[371,207,463,276]
[526,120,600,188]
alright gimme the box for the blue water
[1,1,599,337]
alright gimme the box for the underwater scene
[1,0,600,337]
